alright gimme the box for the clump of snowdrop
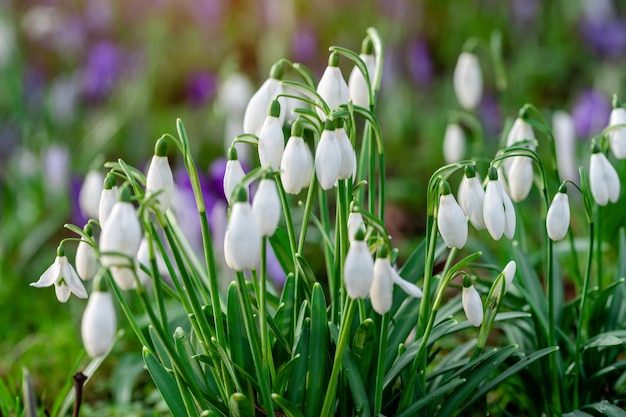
[437,180,468,249]
[589,144,620,206]
[458,165,485,230]
[315,118,342,190]
[453,51,482,111]
[608,95,626,159]
[317,52,349,119]
[280,120,313,194]
[442,122,466,164]
[252,175,281,237]
[243,62,285,136]
[546,184,571,241]
[79,168,104,219]
[224,187,261,271]
[223,146,247,205]
[145,137,174,213]
[258,100,285,170]
[348,37,376,108]
[344,228,374,300]
[75,223,99,281]
[483,167,516,240]
[99,173,119,228]
[370,247,394,315]
[81,273,116,358]
[31,245,88,302]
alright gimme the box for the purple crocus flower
[479,94,503,140]
[406,38,433,86]
[291,26,317,63]
[510,0,539,28]
[579,18,626,58]
[82,41,121,101]
[186,71,217,108]
[571,89,611,139]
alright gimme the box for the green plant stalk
[104,270,150,348]
[332,180,350,325]
[373,312,389,416]
[259,238,271,376]
[318,185,337,315]
[320,298,357,417]
[546,215,562,416]
[357,124,372,208]
[145,226,169,328]
[595,206,604,290]
[276,177,298,264]
[368,121,377,215]
[377,149,386,224]
[235,271,274,416]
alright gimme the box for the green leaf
[351,318,377,381]
[581,400,626,416]
[229,392,255,417]
[287,317,310,408]
[270,229,295,276]
[397,378,466,417]
[584,334,623,350]
[143,347,189,417]
[272,353,302,394]
[276,273,296,345]
[305,283,328,417]
[563,411,595,417]
[227,283,253,383]
[272,393,307,417]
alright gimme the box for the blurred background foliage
[1,0,625,413]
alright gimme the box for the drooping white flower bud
[81,275,116,358]
[502,260,516,293]
[348,38,376,108]
[546,185,570,241]
[280,121,313,194]
[458,165,485,230]
[608,96,626,159]
[347,211,366,243]
[145,138,174,213]
[335,118,356,180]
[462,276,483,327]
[453,51,482,111]
[252,177,281,236]
[589,145,620,206]
[315,118,342,190]
[483,167,516,240]
[243,62,286,136]
[258,100,285,170]
[224,188,261,271]
[31,245,88,302]
[552,110,578,182]
[437,181,468,249]
[100,185,142,290]
[344,228,374,299]
[99,173,119,228]
[79,169,104,219]
[223,147,247,205]
[75,223,99,281]
[370,248,394,314]
[317,52,349,119]
[442,123,466,164]
[506,116,536,149]
[506,156,534,202]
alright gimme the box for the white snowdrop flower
[252,177,281,237]
[391,267,423,298]
[81,277,116,358]
[546,185,570,241]
[99,173,119,229]
[506,116,536,149]
[608,96,626,159]
[552,110,578,182]
[506,156,534,202]
[502,260,517,293]
[335,119,356,180]
[344,229,374,299]
[347,211,366,243]
[316,52,349,119]
[75,224,99,281]
[437,181,468,249]
[453,51,482,111]
[315,119,342,190]
[483,167,516,240]
[31,246,88,302]
[100,185,142,290]
[348,38,376,108]
[243,62,286,136]
[462,276,483,327]
[146,138,174,213]
[224,188,261,271]
[258,100,285,170]
[458,165,485,230]
[280,121,313,194]
[589,146,620,206]
[370,250,394,315]
[223,147,247,205]
[442,123,466,164]
[79,169,104,219]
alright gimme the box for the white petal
[503,260,516,293]
[442,123,466,164]
[546,193,570,241]
[370,258,394,314]
[110,265,136,290]
[76,240,98,281]
[54,282,71,303]
[437,194,468,249]
[317,66,349,119]
[224,202,261,270]
[499,183,516,240]
[146,155,174,213]
[336,127,356,180]
[462,285,483,327]
[348,54,375,108]
[223,160,246,205]
[252,179,281,236]
[590,153,610,206]
[81,292,117,357]
[280,136,311,194]
[31,259,61,288]
[553,111,578,182]
[483,181,505,240]
[258,115,285,170]
[315,129,341,190]
[506,157,534,202]
[458,176,485,230]
[453,52,482,110]
[609,107,626,159]
[243,78,285,135]
[391,268,422,298]
[347,212,365,242]
[100,202,142,259]
[344,240,374,299]
[506,117,535,148]
[61,257,88,299]
[79,170,104,219]
[98,186,119,228]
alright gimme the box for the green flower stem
[332,180,350,324]
[275,177,298,266]
[368,121,377,215]
[259,238,271,376]
[374,312,390,416]
[145,227,168,328]
[297,172,319,256]
[320,297,357,417]
[377,147,386,223]
[595,206,604,289]
[235,271,274,416]
[356,124,371,208]
[318,185,336,310]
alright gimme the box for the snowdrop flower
[502,260,517,293]
[243,62,285,136]
[258,100,285,170]
[442,122,466,164]
[75,223,99,281]
[31,245,88,302]
[280,121,313,194]
[224,188,261,271]
[506,156,534,202]
[252,176,281,236]
[608,95,626,159]
[335,118,356,180]
[317,52,349,119]
[462,276,483,327]
[391,268,423,298]
[453,51,482,111]
[99,173,118,228]
[344,229,374,299]
[546,185,570,241]
[223,147,247,205]
[589,145,620,206]
[347,211,366,243]
[146,138,174,213]
[370,248,394,315]
[437,181,468,249]
[81,275,116,358]
[79,169,104,219]
[100,185,142,290]
[458,165,485,230]
[506,116,536,149]
[552,111,578,182]
[315,118,342,190]
[483,167,516,240]
[348,37,376,108]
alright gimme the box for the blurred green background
[1,0,625,413]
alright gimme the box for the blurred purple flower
[186,72,217,108]
[291,26,317,63]
[571,90,611,139]
[23,65,46,110]
[510,0,539,28]
[406,38,433,86]
[377,0,409,20]
[71,176,88,227]
[85,0,113,33]
[580,17,626,58]
[479,94,502,139]
[82,41,121,101]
